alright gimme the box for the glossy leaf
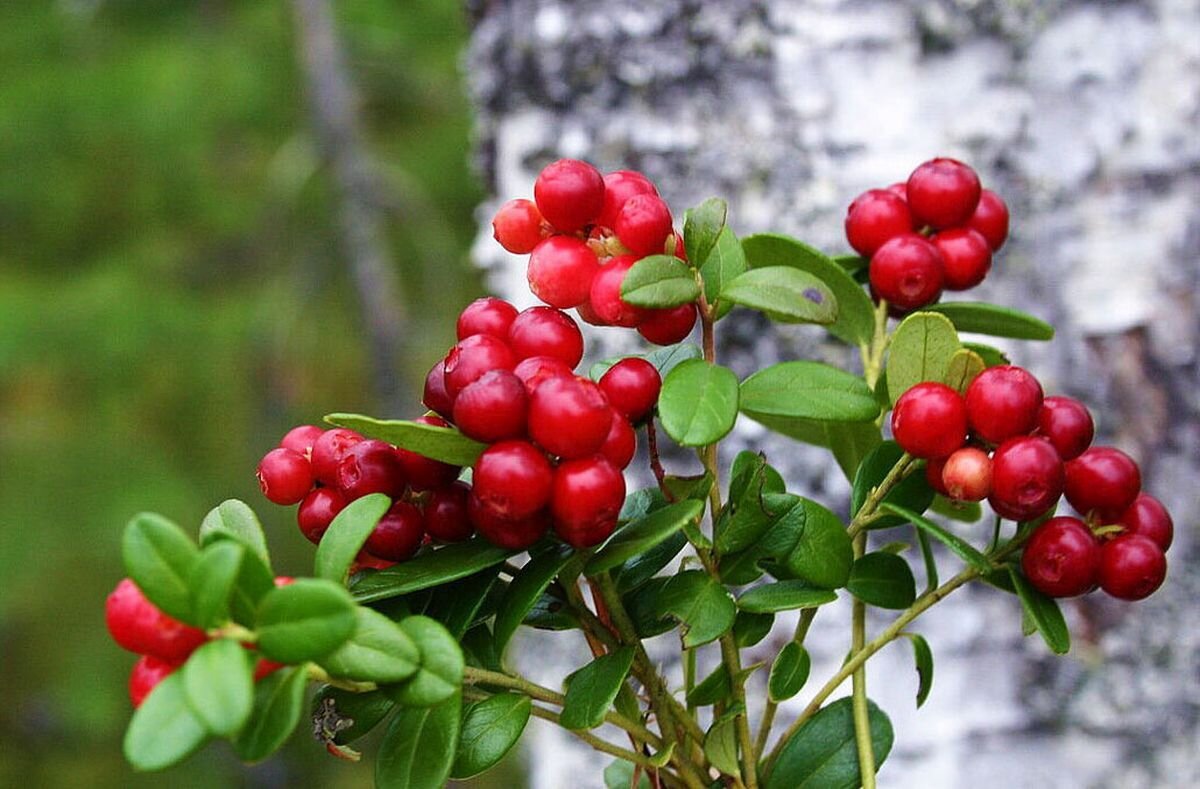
[931,494,984,523]
[325,413,486,465]
[733,610,775,647]
[653,570,737,647]
[740,361,879,423]
[198,499,270,565]
[122,512,201,624]
[320,607,420,683]
[123,672,207,771]
[763,697,893,789]
[613,531,688,594]
[926,301,1054,340]
[742,233,874,344]
[560,647,635,730]
[963,341,1009,367]
[657,359,739,447]
[881,503,991,572]
[742,412,881,481]
[684,197,728,269]
[188,540,245,628]
[1008,566,1070,654]
[704,708,742,776]
[847,553,916,609]
[181,638,253,737]
[451,693,531,779]
[716,491,795,557]
[385,616,464,707]
[885,311,961,404]
[587,499,704,576]
[780,499,854,590]
[767,642,811,702]
[687,665,731,707]
[521,591,579,631]
[376,692,461,789]
[623,577,678,639]
[945,348,986,394]
[232,667,308,762]
[851,441,935,530]
[424,568,502,638]
[314,493,391,582]
[255,578,357,664]
[737,581,837,613]
[915,529,939,595]
[700,225,747,319]
[493,547,574,653]
[604,760,652,789]
[643,342,705,378]
[311,686,395,744]
[620,254,701,308]
[722,266,837,325]
[904,633,934,708]
[350,540,514,603]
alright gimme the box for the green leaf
[451,693,531,779]
[587,499,704,576]
[931,494,983,523]
[963,341,1010,367]
[313,493,391,582]
[780,499,854,590]
[461,624,503,673]
[740,361,879,423]
[684,197,728,269]
[915,529,939,595]
[704,708,742,776]
[232,666,308,762]
[737,581,838,613]
[198,499,270,566]
[851,441,934,530]
[767,642,811,702]
[926,301,1054,340]
[763,697,893,789]
[522,591,579,631]
[188,540,245,628]
[885,311,961,404]
[742,233,874,344]
[732,610,775,647]
[623,578,678,639]
[657,359,739,446]
[560,647,635,730]
[385,616,464,707]
[376,692,461,789]
[613,532,688,594]
[350,539,514,603]
[320,607,421,683]
[652,570,737,647]
[945,348,986,394]
[122,512,201,624]
[256,578,357,664]
[831,253,868,274]
[312,686,395,744]
[227,545,275,628]
[722,266,837,325]
[847,553,916,609]
[123,672,207,771]
[325,413,485,465]
[620,254,701,308]
[699,226,747,320]
[604,759,652,789]
[1008,566,1070,654]
[881,503,991,573]
[493,547,574,653]
[591,343,704,382]
[182,638,254,737]
[904,633,934,708]
[687,665,731,707]
[741,413,881,481]
[717,491,795,557]
[424,568,502,638]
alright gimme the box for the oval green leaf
[687,665,731,707]
[885,311,962,404]
[320,606,420,683]
[376,692,461,789]
[188,540,245,629]
[313,493,391,582]
[1008,566,1070,654]
[325,413,486,465]
[559,647,635,730]
[653,570,736,647]
[620,254,701,308]
[945,348,986,394]
[764,697,893,789]
[847,553,916,609]
[350,539,514,603]
[493,547,574,653]
[926,301,1054,340]
[780,499,854,590]
[767,642,811,702]
[255,578,357,664]
[122,512,201,624]
[451,693,532,779]
[199,499,270,565]
[905,632,934,708]
[232,666,308,762]
[699,225,747,319]
[737,581,838,614]
[123,671,208,771]
[739,361,879,422]
[722,266,837,325]
[385,615,464,708]
[684,197,728,269]
[587,499,704,576]
[704,709,742,776]
[658,359,739,447]
[182,638,254,737]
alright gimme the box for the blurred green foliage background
[0,2,502,785]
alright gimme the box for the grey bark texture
[466,1,1200,787]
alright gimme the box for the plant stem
[684,647,697,713]
[846,452,916,539]
[850,531,876,788]
[754,608,816,757]
[646,418,675,502]
[720,633,759,788]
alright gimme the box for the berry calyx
[599,358,662,423]
[551,456,626,548]
[129,655,181,708]
[508,307,584,368]
[988,436,1064,521]
[941,446,992,501]
[931,228,991,291]
[256,448,314,506]
[890,382,967,459]
[106,578,206,662]
[905,157,982,229]
[1120,492,1173,551]
[452,369,529,443]
[528,375,613,459]
[600,410,637,469]
[471,440,554,520]
[1064,446,1141,519]
[457,296,519,341]
[1098,534,1167,601]
[1036,396,1094,461]
[964,365,1044,445]
[444,334,517,397]
[364,501,425,562]
[423,481,473,543]
[844,189,914,257]
[492,199,546,254]
[598,170,657,229]
[614,193,673,257]
[527,236,601,309]
[534,159,605,233]
[311,428,365,485]
[637,303,697,345]
[868,234,944,313]
[588,255,648,327]
[297,487,347,544]
[1021,516,1100,598]
[967,188,1009,251]
[279,425,324,458]
[335,439,406,500]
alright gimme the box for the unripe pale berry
[1119,492,1173,551]
[457,296,519,341]
[965,365,1044,445]
[508,307,584,368]
[1098,534,1166,600]
[868,234,944,313]
[932,227,992,291]
[891,382,967,459]
[551,456,626,548]
[471,440,554,520]
[1021,516,1100,598]
[967,188,1009,251]
[1064,446,1141,519]
[534,158,605,233]
[988,436,1064,521]
[637,303,697,345]
[492,199,546,254]
[599,358,662,423]
[905,157,982,229]
[256,447,314,505]
[941,446,992,501]
[528,375,612,459]
[1036,396,1094,461]
[844,189,914,257]
[527,236,601,309]
[444,334,517,397]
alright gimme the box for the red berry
[527,236,601,309]
[868,234,944,312]
[964,365,1044,445]
[925,456,950,496]
[890,382,967,459]
[589,255,649,327]
[396,415,462,491]
[551,456,626,548]
[297,487,348,544]
[457,296,519,341]
[1119,492,1173,551]
[512,355,574,396]
[905,157,982,229]
[335,439,406,500]
[988,436,1064,521]
[256,448,314,505]
[637,303,697,345]
[1021,516,1100,598]
[941,446,992,501]
[423,359,456,420]
[468,495,550,550]
[1036,396,1094,461]
[453,369,529,443]
[508,306,584,367]
[311,428,364,485]
[844,189,914,257]
[575,297,608,327]
[885,182,908,200]
[472,440,554,520]
[424,481,474,542]
[598,170,657,229]
[534,158,605,232]
[254,656,286,682]
[1064,447,1141,519]
[615,193,673,257]
[600,410,637,469]
[106,578,206,662]
[129,655,181,708]
[280,425,324,458]
[492,199,546,254]
[599,358,662,423]
[1098,534,1166,600]
[967,188,1009,251]
[529,375,613,459]
[365,501,425,562]
[444,334,517,397]
[353,551,396,571]
[932,228,992,290]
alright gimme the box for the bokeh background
[2,1,1197,788]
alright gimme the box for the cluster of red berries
[845,158,1010,313]
[257,298,662,554]
[491,159,697,345]
[890,366,1170,601]
[104,577,288,706]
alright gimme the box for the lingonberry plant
[108,157,1172,788]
